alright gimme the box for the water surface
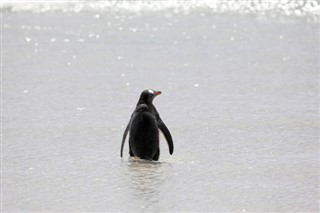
[2,1,319,212]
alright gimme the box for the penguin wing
[120,121,130,157]
[158,118,174,155]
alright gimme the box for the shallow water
[2,1,320,212]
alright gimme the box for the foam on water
[1,0,320,19]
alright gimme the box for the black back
[129,104,159,160]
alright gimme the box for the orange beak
[154,91,162,96]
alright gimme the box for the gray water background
[2,1,320,212]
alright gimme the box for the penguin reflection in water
[121,89,174,161]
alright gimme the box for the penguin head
[138,89,161,105]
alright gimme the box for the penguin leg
[153,148,160,161]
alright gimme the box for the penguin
[120,89,174,161]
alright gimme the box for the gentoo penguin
[120,89,174,161]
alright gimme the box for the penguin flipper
[121,122,130,157]
[158,118,174,155]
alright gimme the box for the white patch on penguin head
[147,89,154,94]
